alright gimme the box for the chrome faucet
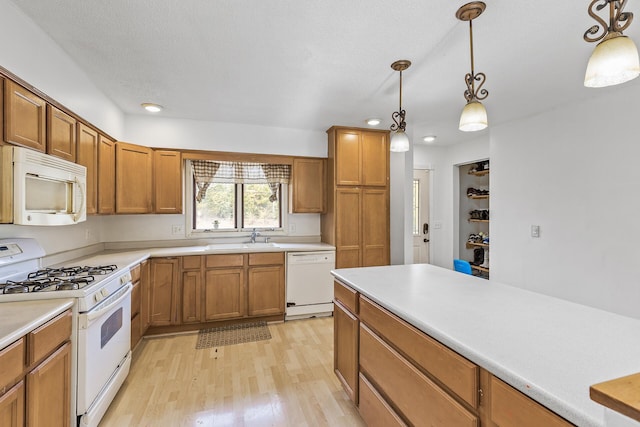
[250,228,261,244]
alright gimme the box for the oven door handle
[85,283,132,324]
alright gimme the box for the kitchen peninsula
[332,263,640,427]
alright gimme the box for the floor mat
[196,321,271,349]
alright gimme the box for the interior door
[412,169,430,264]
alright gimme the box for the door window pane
[413,179,420,235]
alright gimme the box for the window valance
[192,160,291,202]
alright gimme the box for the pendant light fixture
[584,0,639,88]
[457,2,489,132]
[390,60,411,152]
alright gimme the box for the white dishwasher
[286,251,336,320]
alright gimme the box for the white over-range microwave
[0,145,87,226]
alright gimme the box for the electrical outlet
[433,221,442,230]
[85,229,91,241]
[171,224,184,235]
[289,223,296,233]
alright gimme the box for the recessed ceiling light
[423,135,437,143]
[366,118,381,126]
[141,103,163,113]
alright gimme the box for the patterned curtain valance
[192,160,291,202]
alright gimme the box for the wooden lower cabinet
[334,300,359,404]
[0,381,24,427]
[334,282,576,427]
[182,270,202,323]
[358,374,406,427]
[26,341,71,427]
[360,324,477,427]
[204,268,245,320]
[489,375,573,427]
[247,253,285,316]
[150,258,180,326]
[140,260,151,334]
[146,253,285,333]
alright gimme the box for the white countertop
[332,263,640,427]
[0,299,74,349]
[61,242,336,272]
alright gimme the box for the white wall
[414,136,490,269]
[491,85,640,320]
[0,0,123,255]
[123,115,327,157]
[0,0,124,138]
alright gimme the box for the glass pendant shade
[459,100,488,132]
[584,35,640,88]
[390,130,410,152]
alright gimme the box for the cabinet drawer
[0,338,24,391]
[334,281,358,314]
[359,373,406,427]
[28,310,72,366]
[131,281,141,317]
[360,296,478,408]
[360,324,477,427]
[130,263,141,283]
[490,376,573,427]
[206,254,244,268]
[182,255,202,270]
[248,252,283,266]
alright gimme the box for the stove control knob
[94,293,102,303]
[101,289,109,298]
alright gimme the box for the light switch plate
[531,225,540,238]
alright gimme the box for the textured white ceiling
[9,0,640,145]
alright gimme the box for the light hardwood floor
[100,317,365,427]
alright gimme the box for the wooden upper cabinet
[4,80,46,152]
[335,129,362,186]
[46,105,76,162]
[361,131,388,187]
[153,150,182,214]
[76,124,99,215]
[116,142,153,214]
[97,134,116,214]
[289,157,326,213]
[332,127,388,187]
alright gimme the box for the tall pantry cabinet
[322,127,390,269]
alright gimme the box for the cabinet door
[4,81,46,152]
[140,260,151,334]
[289,158,325,213]
[335,130,362,186]
[153,150,182,214]
[150,258,179,326]
[116,142,153,214]
[335,188,361,268]
[182,270,202,324]
[361,131,388,187]
[0,381,24,427]
[76,124,98,215]
[362,188,389,267]
[334,301,358,404]
[46,105,76,162]
[204,268,245,321]
[97,135,115,214]
[26,341,71,427]
[247,265,284,316]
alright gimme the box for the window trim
[185,161,288,238]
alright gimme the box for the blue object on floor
[453,259,473,275]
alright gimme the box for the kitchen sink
[205,242,279,251]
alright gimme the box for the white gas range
[0,238,132,427]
